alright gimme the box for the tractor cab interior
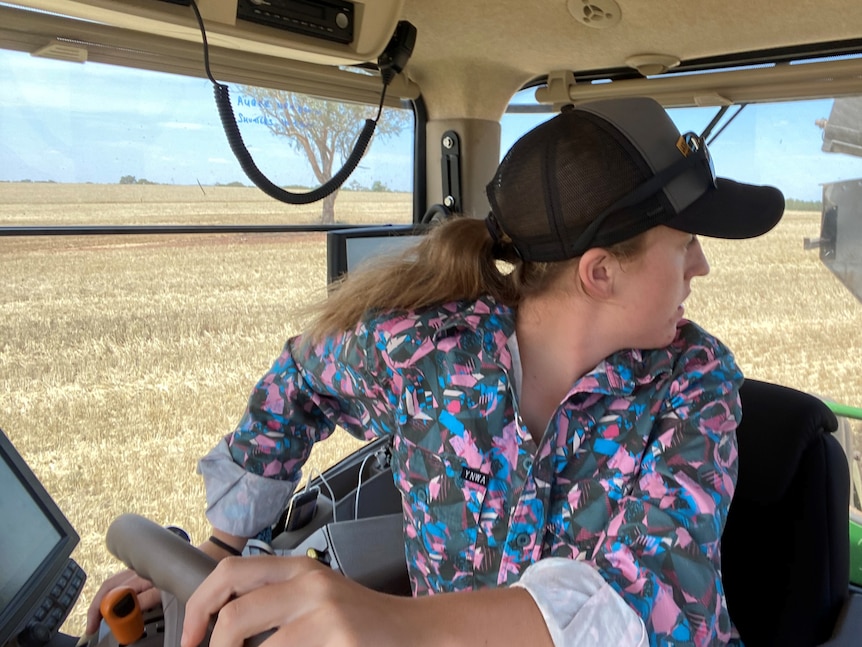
[3,1,862,646]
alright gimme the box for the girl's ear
[577,248,616,299]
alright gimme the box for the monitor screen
[326,225,428,284]
[0,429,80,647]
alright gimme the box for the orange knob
[100,586,145,645]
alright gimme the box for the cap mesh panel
[487,112,654,261]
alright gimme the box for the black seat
[721,379,850,646]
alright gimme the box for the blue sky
[502,92,862,203]
[3,49,862,200]
[0,49,414,190]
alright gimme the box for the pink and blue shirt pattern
[219,296,742,646]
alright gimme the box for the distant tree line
[2,179,56,183]
[116,177,249,187]
[118,175,155,185]
[111,176,404,192]
[785,198,822,211]
[346,179,396,192]
[1,177,816,212]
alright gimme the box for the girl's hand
[180,554,551,647]
[85,569,157,636]
[86,533,242,637]
[180,555,415,647]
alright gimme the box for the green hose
[826,401,862,584]
[827,401,862,420]
[851,513,862,586]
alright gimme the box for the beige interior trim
[0,5,420,106]
[5,1,861,113]
[536,58,862,107]
[3,0,405,66]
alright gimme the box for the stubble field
[1,183,861,634]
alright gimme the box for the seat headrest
[735,379,839,504]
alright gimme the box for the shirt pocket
[392,439,489,589]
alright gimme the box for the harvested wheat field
[1,182,861,634]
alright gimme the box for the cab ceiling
[3,0,862,121]
[400,0,862,118]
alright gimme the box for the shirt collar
[424,296,677,397]
[569,341,677,398]
[431,296,516,340]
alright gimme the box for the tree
[238,87,411,223]
[118,176,154,185]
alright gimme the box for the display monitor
[326,224,428,284]
[0,429,83,647]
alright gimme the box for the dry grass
[688,212,862,407]
[0,183,412,227]
[1,183,861,634]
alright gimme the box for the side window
[673,99,862,530]
[665,99,862,409]
[502,91,862,411]
[0,46,414,630]
[500,87,555,155]
[1,49,414,227]
[502,92,862,551]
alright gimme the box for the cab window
[0,47,414,631]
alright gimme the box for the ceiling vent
[569,0,622,29]
[32,39,88,63]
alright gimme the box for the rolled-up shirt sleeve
[198,438,298,537]
[198,322,400,538]
[513,557,648,647]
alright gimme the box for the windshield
[3,48,862,635]
[0,47,415,633]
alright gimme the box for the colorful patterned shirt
[202,296,742,646]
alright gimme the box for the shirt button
[515,532,531,547]
[416,488,428,503]
[523,457,534,471]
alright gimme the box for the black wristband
[208,535,242,556]
[165,526,190,542]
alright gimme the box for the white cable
[307,465,338,523]
[245,537,274,555]
[354,452,375,521]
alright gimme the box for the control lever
[100,587,144,646]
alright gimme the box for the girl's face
[613,225,711,349]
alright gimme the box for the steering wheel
[106,514,217,604]
[105,514,272,647]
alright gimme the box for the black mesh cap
[485,97,785,262]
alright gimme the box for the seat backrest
[721,379,850,646]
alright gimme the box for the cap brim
[666,178,785,239]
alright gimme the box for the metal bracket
[534,69,576,110]
[440,130,462,213]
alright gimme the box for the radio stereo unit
[236,0,354,44]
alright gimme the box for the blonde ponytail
[304,215,643,341]
[306,218,503,338]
